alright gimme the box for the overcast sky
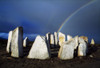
[0,0,100,43]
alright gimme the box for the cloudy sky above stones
[0,0,100,42]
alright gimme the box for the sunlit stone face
[80,36,88,43]
[58,32,65,46]
[73,36,79,49]
[58,39,75,60]
[50,34,54,45]
[11,27,23,57]
[23,37,29,47]
[67,35,72,41]
[28,35,51,59]
[78,38,87,56]
[6,31,12,53]
[91,39,95,45]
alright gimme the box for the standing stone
[6,31,12,53]
[67,35,72,41]
[27,35,51,59]
[11,27,23,57]
[80,36,88,43]
[50,34,54,45]
[54,32,58,45]
[46,32,50,42]
[91,39,95,45]
[73,36,79,49]
[58,39,75,60]
[23,37,29,47]
[78,38,87,56]
[50,34,54,48]
[46,32,51,46]
[58,32,65,46]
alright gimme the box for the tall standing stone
[46,32,50,42]
[58,39,75,60]
[73,36,79,49]
[50,34,54,48]
[58,32,65,46]
[6,31,12,53]
[11,27,23,57]
[91,39,95,45]
[28,35,51,59]
[54,32,58,45]
[50,34,54,45]
[46,32,51,48]
[67,35,72,41]
[23,37,29,47]
[78,38,87,56]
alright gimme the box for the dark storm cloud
[0,0,90,34]
[0,0,100,43]
[61,0,100,43]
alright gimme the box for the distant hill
[0,32,39,41]
[0,33,8,40]
[0,37,7,40]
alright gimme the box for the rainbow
[57,0,96,33]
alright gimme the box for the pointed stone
[28,35,51,59]
[58,32,65,46]
[67,35,72,41]
[91,39,95,45]
[11,27,23,57]
[80,36,88,43]
[78,38,87,56]
[23,37,29,47]
[54,32,58,45]
[6,31,12,53]
[58,39,75,60]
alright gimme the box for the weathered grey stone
[50,34,55,48]
[50,34,54,45]
[46,32,51,49]
[11,27,23,57]
[58,32,65,46]
[27,35,51,59]
[73,36,79,49]
[91,39,95,45]
[78,38,87,56]
[54,32,58,45]
[6,31,12,53]
[46,32,50,42]
[67,35,72,41]
[58,39,75,60]
[23,37,29,47]
[80,36,88,43]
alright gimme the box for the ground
[0,39,100,68]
